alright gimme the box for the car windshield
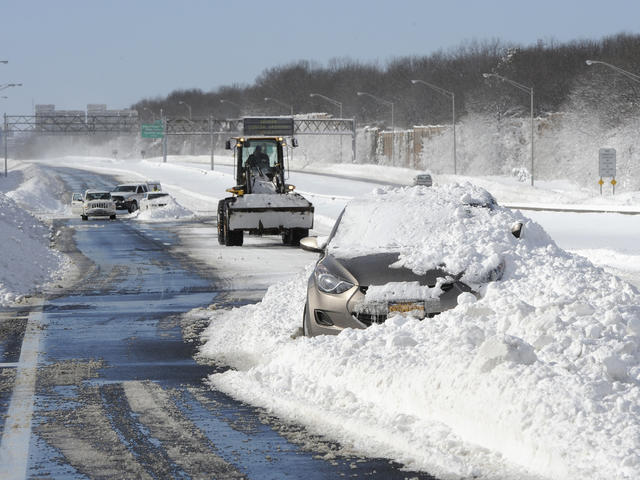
[86,192,111,200]
[147,193,168,200]
[242,139,278,168]
[325,184,508,276]
[113,185,136,192]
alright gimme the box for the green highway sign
[141,121,164,138]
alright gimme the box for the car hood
[328,253,451,287]
[111,192,135,198]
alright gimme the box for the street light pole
[310,93,344,162]
[0,83,22,92]
[585,59,640,84]
[264,97,293,116]
[411,79,456,174]
[483,73,535,186]
[178,101,192,120]
[309,93,342,117]
[357,91,394,161]
[220,99,242,113]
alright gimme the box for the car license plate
[388,301,425,319]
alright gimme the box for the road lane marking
[0,363,19,368]
[0,302,46,480]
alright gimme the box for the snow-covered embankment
[0,162,70,306]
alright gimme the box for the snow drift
[0,164,69,305]
[194,184,640,480]
[133,196,195,222]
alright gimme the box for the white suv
[110,183,149,212]
[72,190,116,221]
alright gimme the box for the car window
[148,193,168,200]
[114,185,136,192]
[86,192,111,200]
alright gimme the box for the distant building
[34,104,139,132]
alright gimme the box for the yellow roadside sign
[611,178,617,185]
[598,178,604,185]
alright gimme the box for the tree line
[132,32,640,129]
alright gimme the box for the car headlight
[315,263,354,294]
[482,258,505,282]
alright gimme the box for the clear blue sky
[1,0,638,115]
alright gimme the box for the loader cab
[227,136,291,194]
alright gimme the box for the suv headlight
[315,263,354,294]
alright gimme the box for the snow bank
[5,163,69,216]
[133,196,195,222]
[0,188,68,305]
[194,185,640,479]
[328,183,535,287]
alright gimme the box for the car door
[71,193,83,214]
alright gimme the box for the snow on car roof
[327,183,547,281]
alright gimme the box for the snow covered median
[0,163,70,306]
[193,184,640,479]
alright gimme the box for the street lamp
[0,83,22,92]
[411,79,457,174]
[483,73,535,186]
[310,93,344,162]
[357,91,395,160]
[309,93,343,117]
[585,59,640,84]
[178,100,192,120]
[264,97,293,116]
[220,99,241,110]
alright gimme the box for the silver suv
[110,183,150,212]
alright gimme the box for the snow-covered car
[300,184,522,336]
[110,182,160,212]
[139,191,170,210]
[72,189,116,221]
[413,173,433,186]
[146,180,162,193]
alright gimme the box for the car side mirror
[511,222,523,238]
[225,140,232,150]
[299,236,324,253]
[291,138,299,147]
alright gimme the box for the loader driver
[246,145,271,172]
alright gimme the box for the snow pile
[0,191,68,305]
[195,185,640,479]
[328,183,535,285]
[134,196,195,222]
[5,163,69,216]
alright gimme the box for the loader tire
[217,200,226,245]
[282,228,308,246]
[223,201,243,246]
[228,228,244,246]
